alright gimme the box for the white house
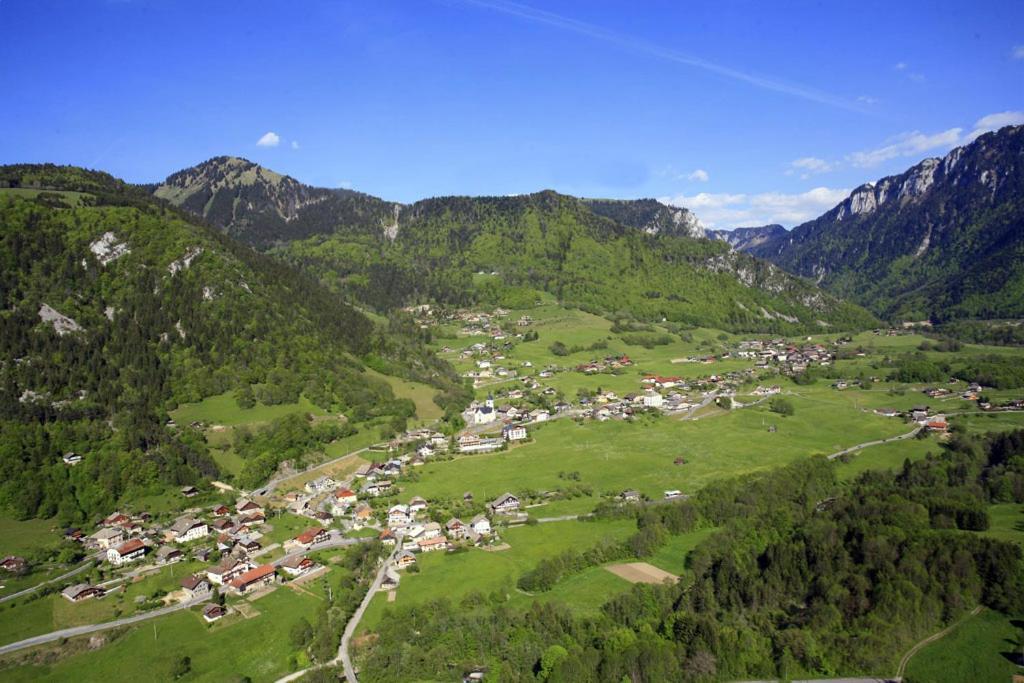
[168,518,208,543]
[642,391,664,409]
[502,425,528,442]
[470,514,492,535]
[107,539,146,566]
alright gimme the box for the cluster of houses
[575,354,633,374]
[735,339,834,375]
[466,395,553,430]
[386,493,523,574]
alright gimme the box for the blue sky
[1,0,1022,227]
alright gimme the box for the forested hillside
[360,429,1024,681]
[748,125,1024,322]
[156,162,876,334]
[0,165,464,523]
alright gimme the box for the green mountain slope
[156,162,876,334]
[0,165,462,523]
[749,125,1024,322]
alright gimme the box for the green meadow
[1,586,325,682]
[170,392,329,427]
[903,608,1023,683]
[0,561,204,647]
[401,389,913,503]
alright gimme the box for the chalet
[239,510,266,524]
[619,490,641,503]
[206,558,253,586]
[334,488,358,506]
[293,527,330,549]
[210,518,233,532]
[874,408,902,418]
[470,514,492,535]
[202,604,226,622]
[388,504,412,528]
[926,416,949,432]
[489,493,520,515]
[61,583,105,602]
[529,409,550,423]
[395,550,417,569]
[502,425,528,442]
[280,555,316,577]
[378,529,397,546]
[363,480,393,497]
[417,536,448,552]
[409,496,428,513]
[155,545,184,565]
[0,556,27,573]
[107,539,146,566]
[234,537,262,555]
[62,452,82,465]
[229,563,278,594]
[304,475,337,494]
[445,518,468,540]
[236,499,263,516]
[353,502,373,524]
[381,567,400,590]
[212,505,231,517]
[180,485,199,498]
[180,574,211,599]
[102,512,131,527]
[419,521,442,540]
[169,518,209,543]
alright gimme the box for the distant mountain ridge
[153,162,876,333]
[708,224,788,252]
[581,198,705,239]
[747,125,1024,321]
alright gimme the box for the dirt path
[895,605,983,680]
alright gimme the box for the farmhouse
[489,493,520,515]
[229,563,278,594]
[470,514,492,535]
[502,425,528,442]
[236,499,263,515]
[334,488,358,506]
[446,518,468,540]
[180,485,199,498]
[409,496,428,513]
[61,583,105,602]
[180,574,211,599]
[280,555,316,577]
[169,517,209,543]
[388,504,412,528]
[0,556,27,573]
[206,558,253,585]
[417,536,448,552]
[395,550,417,569]
[155,545,184,564]
[202,604,226,622]
[89,527,125,550]
[107,539,146,566]
[292,527,330,550]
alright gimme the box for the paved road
[336,539,404,682]
[0,595,210,657]
[256,448,372,497]
[0,553,102,605]
[826,425,923,461]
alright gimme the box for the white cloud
[291,140,300,150]
[966,110,1024,141]
[786,157,833,179]
[660,187,849,229]
[687,169,709,182]
[893,61,924,82]
[1013,45,1024,60]
[856,95,879,105]
[256,131,281,147]
[847,128,962,168]
[894,62,907,71]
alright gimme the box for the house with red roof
[107,538,146,566]
[229,563,278,594]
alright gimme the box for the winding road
[826,425,923,461]
[0,595,210,657]
[0,553,101,605]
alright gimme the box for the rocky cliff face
[707,224,788,252]
[751,125,1024,321]
[582,198,706,239]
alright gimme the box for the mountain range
[738,125,1024,322]
[153,159,874,334]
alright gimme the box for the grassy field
[401,390,912,504]
[835,437,937,481]
[645,527,719,575]
[981,503,1024,548]
[359,519,636,632]
[364,369,443,424]
[1,585,326,682]
[0,561,204,647]
[259,512,323,546]
[0,517,60,557]
[903,608,1023,683]
[952,411,1024,434]
[170,392,328,427]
